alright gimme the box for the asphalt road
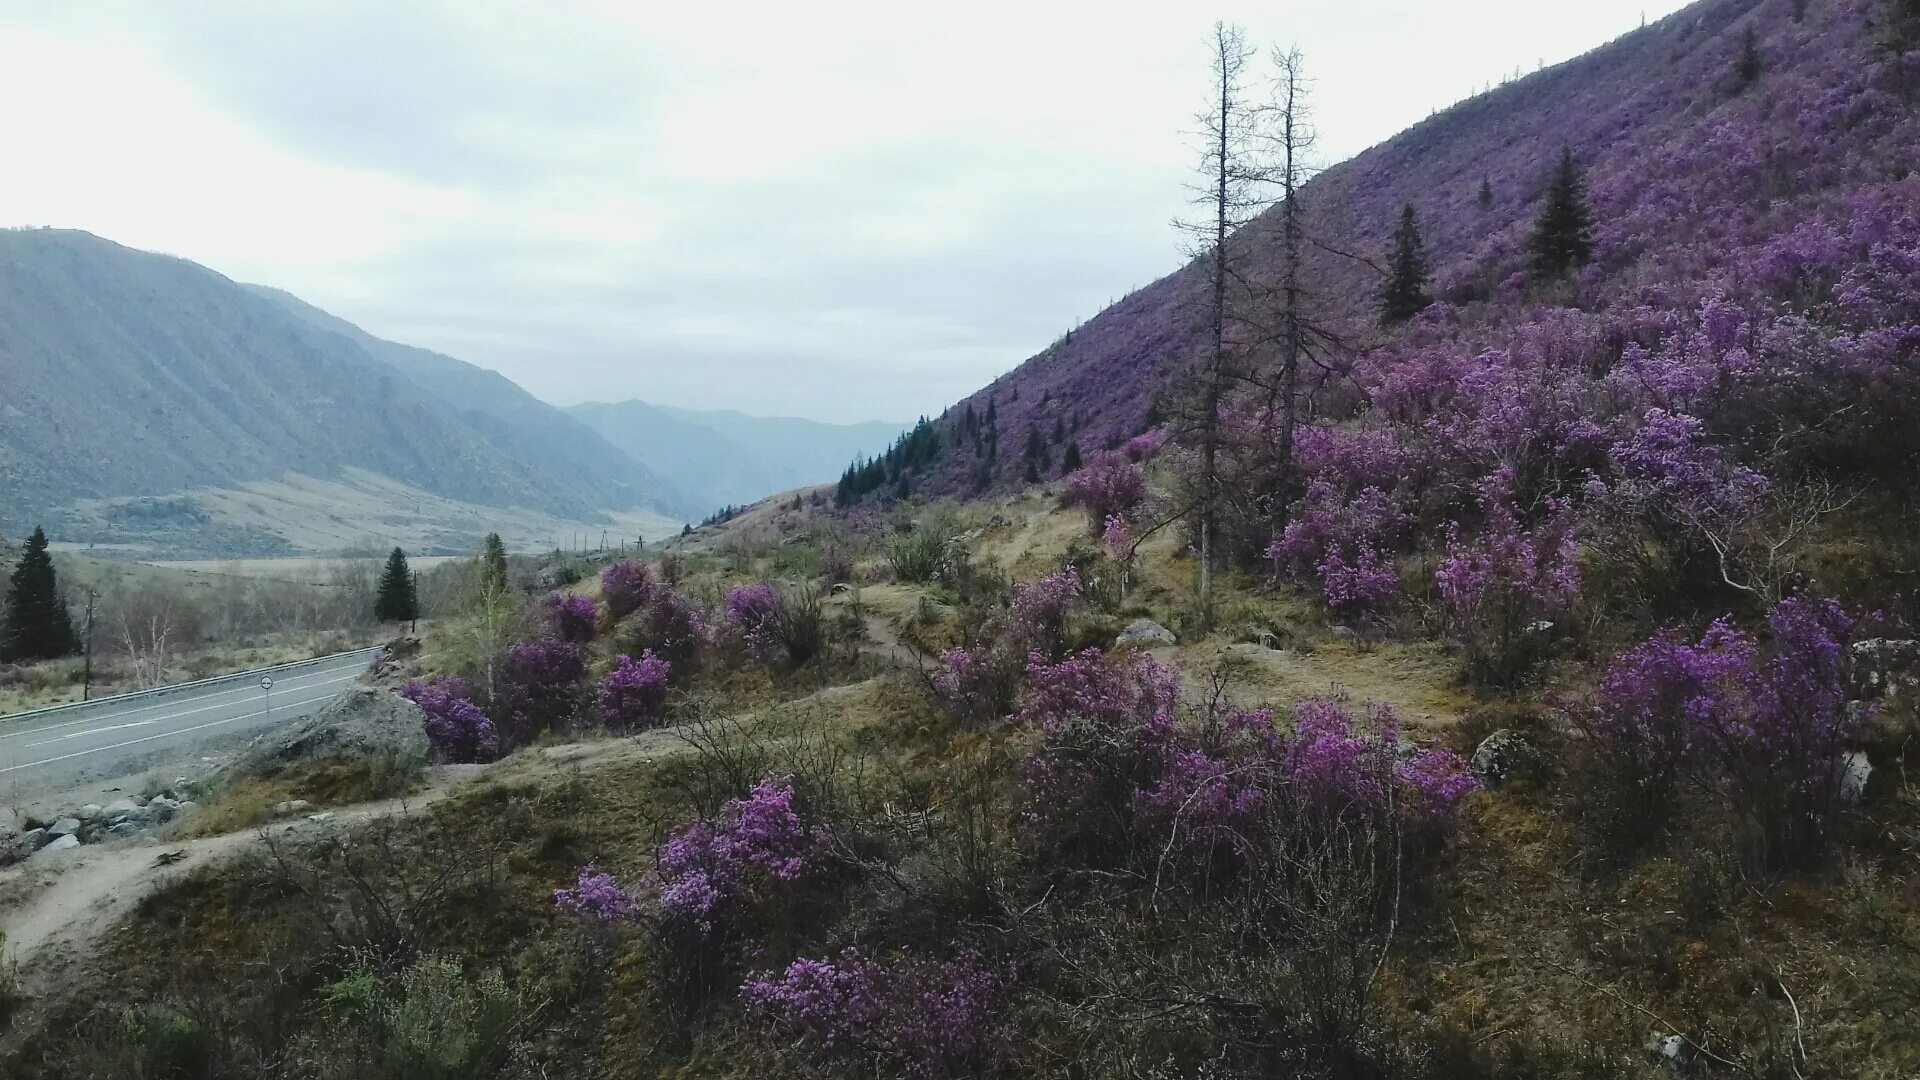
[0,649,380,805]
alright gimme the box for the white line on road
[0,668,367,745]
[0,650,376,733]
[0,687,357,775]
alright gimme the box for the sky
[0,1,1694,424]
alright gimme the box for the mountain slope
[567,400,902,510]
[0,230,687,544]
[908,0,1920,496]
[246,286,700,519]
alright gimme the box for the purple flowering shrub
[723,583,781,662]
[741,949,1014,1080]
[1065,452,1147,532]
[1284,699,1479,831]
[401,675,499,763]
[546,593,600,643]
[1576,595,1876,867]
[500,639,588,741]
[649,775,828,935]
[553,865,640,921]
[927,567,1085,727]
[1266,483,1409,616]
[1435,467,1581,686]
[596,651,672,729]
[601,559,656,620]
[616,584,707,670]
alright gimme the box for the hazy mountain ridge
[568,399,904,510]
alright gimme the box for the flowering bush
[741,949,1014,1079]
[1005,566,1080,659]
[724,583,781,661]
[930,645,1021,726]
[1015,647,1178,734]
[601,560,656,620]
[1064,452,1146,531]
[401,675,499,763]
[546,593,600,643]
[651,776,827,934]
[1435,467,1581,686]
[1123,427,1171,462]
[597,651,671,729]
[1284,699,1479,831]
[624,585,706,669]
[553,865,640,921]
[1266,483,1408,615]
[1579,595,1875,867]
[501,640,587,740]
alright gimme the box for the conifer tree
[0,526,76,662]
[1735,27,1762,87]
[375,547,419,624]
[480,533,510,595]
[1528,147,1594,280]
[1061,442,1083,473]
[1379,203,1433,326]
[1478,177,1495,210]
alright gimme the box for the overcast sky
[0,1,1691,424]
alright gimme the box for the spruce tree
[480,533,510,595]
[1061,442,1083,473]
[1478,177,1495,211]
[1379,203,1433,326]
[1735,27,1762,87]
[375,547,418,624]
[1,526,77,662]
[1528,147,1594,280]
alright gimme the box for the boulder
[0,827,48,864]
[1471,729,1543,790]
[1852,638,1920,700]
[1115,619,1177,648]
[76,803,104,821]
[1643,1032,1692,1074]
[224,687,428,784]
[38,834,81,855]
[1840,751,1872,806]
[47,817,82,838]
[104,797,144,819]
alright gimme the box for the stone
[1840,751,1872,806]
[1852,638,1920,700]
[76,803,104,821]
[1115,619,1177,648]
[1471,729,1543,790]
[1643,1032,1690,1074]
[175,800,199,817]
[38,834,81,855]
[104,797,144,819]
[1329,625,1360,643]
[47,817,82,837]
[273,799,315,816]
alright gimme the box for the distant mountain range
[0,229,897,555]
[566,400,903,512]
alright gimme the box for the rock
[830,582,851,595]
[273,799,315,816]
[1329,625,1360,644]
[1115,619,1177,648]
[0,827,48,864]
[1643,1032,1691,1074]
[47,817,82,837]
[1852,638,1920,700]
[38,834,81,855]
[1471,729,1543,790]
[108,822,141,838]
[76,803,104,821]
[224,687,428,785]
[175,800,199,817]
[104,797,144,819]
[1840,751,1872,806]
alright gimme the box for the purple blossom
[554,865,640,921]
[724,583,781,661]
[502,639,588,739]
[596,650,672,729]
[741,949,1014,1079]
[651,775,827,934]
[546,593,600,643]
[1015,647,1177,734]
[401,675,499,763]
[601,560,656,620]
[1064,452,1146,530]
[1435,467,1581,685]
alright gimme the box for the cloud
[0,0,1694,423]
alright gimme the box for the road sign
[260,676,274,691]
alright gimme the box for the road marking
[0,667,367,744]
[0,688,354,775]
[34,718,161,744]
[0,649,376,734]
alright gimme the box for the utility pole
[81,587,96,701]
[410,570,420,635]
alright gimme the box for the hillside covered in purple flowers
[904,0,1918,594]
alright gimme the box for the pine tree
[1735,27,1762,87]
[375,547,419,624]
[480,533,510,595]
[1478,177,1495,210]
[1061,442,1083,473]
[1,526,77,662]
[1379,203,1433,326]
[1528,147,1595,280]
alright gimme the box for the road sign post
[261,675,274,716]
